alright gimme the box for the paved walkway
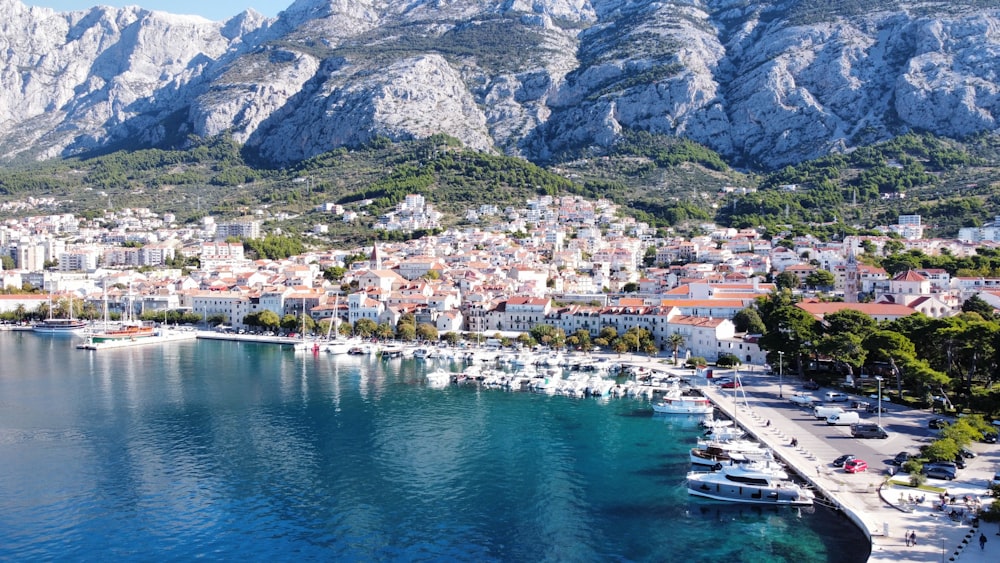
[624,357,1000,562]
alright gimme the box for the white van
[813,405,845,419]
[827,411,860,425]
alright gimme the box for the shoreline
[14,330,998,561]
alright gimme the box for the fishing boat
[651,388,714,415]
[687,463,814,506]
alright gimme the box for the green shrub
[716,353,741,367]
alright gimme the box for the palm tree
[666,332,686,366]
[13,304,26,323]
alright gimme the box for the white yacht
[687,463,814,506]
[651,388,714,415]
[324,339,354,355]
[690,438,774,467]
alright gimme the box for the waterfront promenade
[639,358,1000,563]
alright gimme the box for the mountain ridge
[0,0,998,170]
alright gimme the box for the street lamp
[876,376,883,429]
[777,350,784,399]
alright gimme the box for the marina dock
[194,331,309,347]
[76,329,197,350]
[689,367,1000,563]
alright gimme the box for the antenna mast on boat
[732,366,752,417]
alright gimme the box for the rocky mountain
[1,0,998,170]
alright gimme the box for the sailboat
[324,296,352,355]
[88,285,155,343]
[33,294,87,334]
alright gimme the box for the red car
[844,459,868,473]
[720,379,741,389]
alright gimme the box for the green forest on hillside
[1,131,999,247]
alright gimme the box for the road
[621,356,1000,563]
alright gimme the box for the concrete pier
[76,330,197,350]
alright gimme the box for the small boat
[701,419,734,429]
[687,463,814,506]
[691,438,774,467]
[425,368,452,388]
[652,388,714,415]
[381,347,405,359]
[702,425,744,441]
[325,340,353,355]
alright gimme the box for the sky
[24,1,290,21]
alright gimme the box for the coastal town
[1,193,998,363]
[6,194,1000,560]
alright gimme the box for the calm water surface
[0,333,868,561]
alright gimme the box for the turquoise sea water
[0,333,868,561]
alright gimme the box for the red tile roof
[893,270,927,282]
[796,302,916,318]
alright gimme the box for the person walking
[905,530,911,547]
[980,533,987,551]
[910,531,917,546]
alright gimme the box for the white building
[215,218,261,240]
[58,250,99,272]
[347,292,385,324]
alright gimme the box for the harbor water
[0,333,868,561]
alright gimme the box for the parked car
[824,392,849,402]
[983,432,998,444]
[789,394,820,406]
[844,459,868,473]
[833,454,856,467]
[851,423,889,439]
[952,456,967,469]
[925,461,960,475]
[958,447,977,459]
[928,418,950,429]
[802,380,820,390]
[866,403,888,414]
[922,464,957,480]
[720,379,741,389]
[890,452,913,466]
